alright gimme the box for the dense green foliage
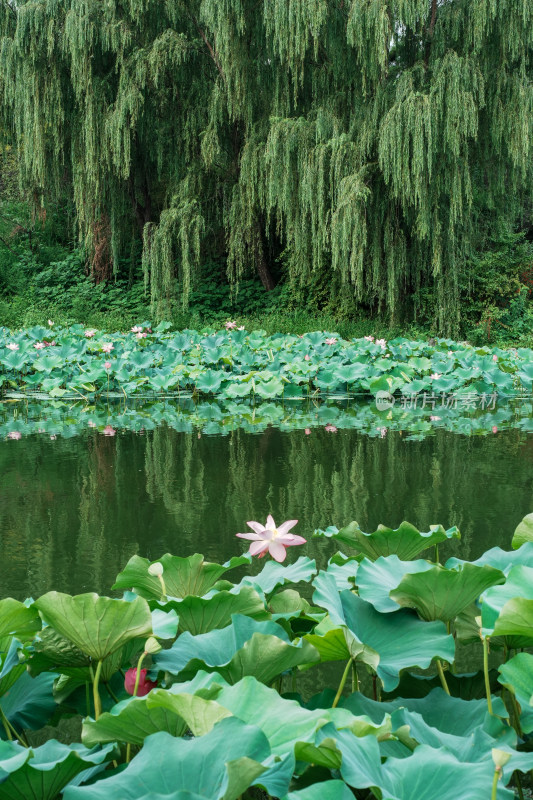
[2,516,533,798]
[0,0,532,335]
[1,324,533,400]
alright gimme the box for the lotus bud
[491,749,511,769]
[148,562,164,577]
[144,636,162,655]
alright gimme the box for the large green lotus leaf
[312,573,455,690]
[0,639,25,694]
[112,553,250,600]
[481,565,533,635]
[151,586,267,635]
[63,719,269,800]
[82,686,231,747]
[1,671,57,733]
[34,592,152,661]
[304,614,379,670]
[498,653,533,734]
[390,563,505,622]
[283,779,354,800]
[322,555,359,591]
[341,742,514,800]
[314,521,460,560]
[492,597,533,639]
[0,739,115,800]
[154,614,319,684]
[0,600,41,640]
[239,557,317,597]
[512,513,533,549]
[446,543,533,573]
[357,556,435,613]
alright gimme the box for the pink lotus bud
[124,667,157,697]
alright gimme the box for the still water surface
[1,421,533,600]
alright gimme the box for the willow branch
[189,14,226,85]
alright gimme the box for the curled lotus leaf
[314,521,460,561]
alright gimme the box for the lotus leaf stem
[0,705,12,740]
[352,661,359,692]
[105,682,119,704]
[332,658,352,708]
[483,637,493,715]
[508,691,523,738]
[93,659,103,720]
[436,660,450,696]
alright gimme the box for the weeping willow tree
[0,0,531,331]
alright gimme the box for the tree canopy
[0,0,532,332]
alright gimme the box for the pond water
[1,399,532,601]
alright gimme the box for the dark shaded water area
[1,419,533,601]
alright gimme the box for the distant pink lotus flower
[124,667,157,697]
[237,325,245,331]
[102,425,115,436]
[34,342,45,349]
[104,361,112,370]
[50,435,57,441]
[305,428,311,435]
[225,320,237,330]
[325,338,337,345]
[48,319,54,326]
[102,343,114,353]
[131,325,143,333]
[448,351,453,356]
[6,343,19,351]
[136,332,147,339]
[430,415,441,421]
[236,515,306,562]
[7,431,21,440]
[304,354,310,361]
[84,329,97,338]
[492,426,498,434]
[492,355,498,362]
[375,338,386,348]
[364,335,374,342]
[379,426,388,438]
[325,424,337,432]
[430,373,441,380]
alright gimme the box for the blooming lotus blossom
[236,515,306,562]
[6,343,19,351]
[85,329,97,338]
[136,331,147,339]
[225,320,237,330]
[430,373,441,380]
[7,431,21,440]
[124,667,157,697]
[101,343,113,353]
[131,325,143,333]
[492,426,498,434]
[325,337,337,345]
[375,338,386,348]
[237,325,245,331]
[102,425,115,436]
[34,342,45,349]
[493,355,498,362]
[305,428,311,435]
[364,335,374,342]
[430,415,441,421]
[48,319,54,326]
[304,354,310,361]
[104,361,112,370]
[325,424,337,432]
[379,426,388,438]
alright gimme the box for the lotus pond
[1,325,533,800]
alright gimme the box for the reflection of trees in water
[0,428,532,599]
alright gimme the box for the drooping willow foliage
[0,0,531,331]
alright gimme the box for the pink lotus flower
[325,338,337,345]
[237,325,245,331]
[131,325,143,333]
[492,426,498,434]
[492,355,498,362]
[305,428,311,435]
[34,342,45,349]
[85,329,97,338]
[6,343,19,351]
[104,361,112,370]
[379,426,388,438]
[124,667,157,697]
[7,431,21,440]
[102,343,113,353]
[136,332,147,339]
[325,424,337,432]
[304,354,310,361]
[430,373,441,380]
[375,338,386,348]
[364,335,374,342]
[102,425,115,436]
[225,320,237,330]
[430,415,441,421]
[236,515,306,562]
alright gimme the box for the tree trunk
[253,218,276,291]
